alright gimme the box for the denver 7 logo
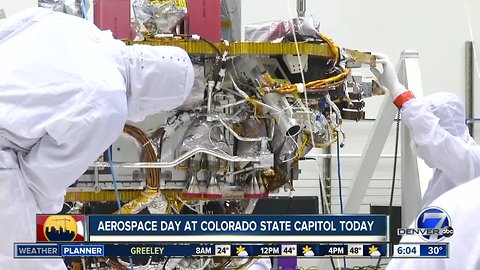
[416,207,452,242]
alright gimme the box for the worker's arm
[17,90,127,213]
[401,99,480,183]
[371,53,480,185]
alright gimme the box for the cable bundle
[123,124,162,189]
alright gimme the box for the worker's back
[0,8,129,270]
[388,176,480,270]
[0,7,128,215]
[0,7,126,155]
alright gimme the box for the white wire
[285,0,316,148]
[229,75,251,99]
[325,94,341,128]
[63,202,72,211]
[230,63,257,90]
[285,3,344,267]
[208,123,231,156]
[175,258,212,270]
[216,99,247,109]
[251,98,284,113]
[271,98,303,117]
[192,258,212,270]
[145,257,152,267]
[176,195,200,214]
[281,133,300,163]
[117,257,131,267]
[229,74,284,113]
[170,204,180,214]
[214,92,238,99]
[222,87,249,99]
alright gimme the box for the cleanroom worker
[371,53,480,208]
[0,7,194,269]
[0,7,272,270]
[387,175,480,270]
[371,54,480,270]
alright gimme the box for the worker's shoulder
[429,176,480,212]
[446,176,480,196]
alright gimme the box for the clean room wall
[0,0,36,17]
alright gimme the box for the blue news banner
[16,215,390,258]
[14,243,391,258]
[87,214,388,242]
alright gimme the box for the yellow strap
[125,39,376,66]
[125,40,335,57]
[65,191,142,202]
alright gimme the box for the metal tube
[90,148,262,169]
[466,41,474,137]
[263,93,301,136]
[207,81,214,114]
[297,0,306,17]
[93,166,100,193]
[307,154,401,159]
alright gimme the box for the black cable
[199,36,222,56]
[329,256,336,270]
[173,34,222,56]
[383,110,401,269]
[299,157,326,214]
[162,257,170,270]
[285,196,293,214]
[375,256,382,269]
[336,122,347,270]
[388,110,401,216]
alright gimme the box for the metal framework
[344,50,433,227]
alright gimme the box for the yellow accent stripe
[65,191,142,202]
[125,40,336,58]
[125,39,376,66]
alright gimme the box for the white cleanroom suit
[0,7,193,269]
[372,54,480,270]
[371,54,480,207]
[387,176,480,270]
[402,93,479,207]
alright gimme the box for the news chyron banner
[14,243,391,258]
[15,214,390,258]
[87,215,388,243]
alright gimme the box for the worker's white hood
[121,44,194,122]
[0,8,53,43]
[424,92,474,144]
[1,8,194,123]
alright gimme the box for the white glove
[370,53,407,100]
